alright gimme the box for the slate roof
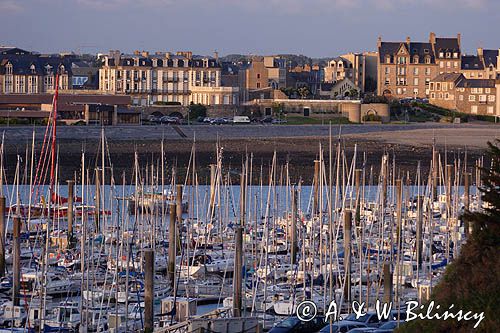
[483,49,499,68]
[456,79,496,88]
[461,55,484,70]
[432,73,464,82]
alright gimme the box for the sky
[0,0,499,57]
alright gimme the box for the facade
[0,49,74,94]
[377,32,461,99]
[238,56,288,102]
[323,52,377,93]
[461,48,499,79]
[99,50,238,106]
[429,73,498,116]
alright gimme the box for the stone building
[238,56,286,102]
[377,32,461,99]
[323,52,377,93]
[461,48,499,79]
[429,73,498,116]
[0,47,75,94]
[99,50,239,106]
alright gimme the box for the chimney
[477,47,484,58]
[377,36,382,48]
[457,33,461,48]
[133,50,140,56]
[165,52,171,59]
[406,36,411,45]
[141,51,149,58]
[214,51,219,62]
[429,32,436,45]
[497,49,500,71]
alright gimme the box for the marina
[0,80,488,332]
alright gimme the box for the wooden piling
[290,187,298,265]
[233,226,243,317]
[168,203,177,289]
[0,196,5,277]
[313,160,320,215]
[13,216,21,306]
[416,196,423,268]
[67,180,74,248]
[95,168,101,233]
[343,210,352,305]
[383,262,393,304]
[464,172,470,237]
[144,249,154,333]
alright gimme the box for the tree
[297,86,310,99]
[188,103,207,120]
[347,88,359,99]
[397,140,500,333]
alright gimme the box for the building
[377,32,461,99]
[99,50,239,106]
[238,56,288,102]
[461,48,499,79]
[429,73,498,116]
[323,52,377,93]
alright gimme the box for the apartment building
[429,73,498,116]
[323,52,377,93]
[99,50,239,106]
[461,48,499,79]
[0,47,74,94]
[377,32,461,99]
[238,56,288,102]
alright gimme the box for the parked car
[342,312,388,328]
[196,116,205,122]
[269,315,326,333]
[160,116,180,124]
[346,328,377,333]
[272,118,287,124]
[210,117,229,125]
[260,116,273,123]
[147,115,161,123]
[373,320,405,333]
[318,320,367,333]
[203,117,211,123]
[233,116,251,123]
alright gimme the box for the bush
[154,101,182,106]
[188,103,207,120]
[362,114,382,122]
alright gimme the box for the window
[445,93,449,99]
[459,95,463,101]
[425,78,430,86]
[446,52,451,58]
[471,105,478,114]
[386,56,391,64]
[397,56,406,64]
[385,67,390,74]
[397,67,406,75]
[425,57,431,64]
[453,52,459,58]
[436,83,441,91]
[439,52,444,58]
[384,77,390,85]
[413,78,419,85]
[440,62,444,68]
[426,67,431,75]
[488,95,496,102]
[413,88,418,95]
[488,106,494,114]
[485,88,491,93]
[479,95,487,102]
[256,82,261,88]
[454,62,458,68]
[449,83,454,89]
[469,95,476,101]
[413,56,419,64]
[413,68,419,75]
[447,61,451,68]
[430,82,435,90]
[439,92,443,99]
[397,87,402,95]
[431,92,435,98]
[6,63,13,75]
[257,73,261,79]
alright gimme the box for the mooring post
[0,196,5,277]
[168,203,177,289]
[95,168,101,233]
[13,216,21,306]
[144,249,154,333]
[383,262,393,304]
[313,160,320,215]
[67,180,74,248]
[233,226,243,317]
[416,196,423,269]
[464,172,471,237]
[209,164,216,218]
[343,210,352,305]
[290,187,298,265]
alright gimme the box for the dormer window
[385,56,391,64]
[453,52,458,58]
[439,52,444,58]
[425,56,431,64]
[30,64,36,74]
[5,63,13,75]
[413,55,419,64]
[446,52,451,58]
[424,49,429,54]
[45,65,52,75]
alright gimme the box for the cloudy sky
[0,0,498,57]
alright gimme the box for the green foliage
[297,86,311,99]
[362,114,382,122]
[188,103,207,120]
[346,88,359,98]
[363,95,389,104]
[397,140,500,333]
